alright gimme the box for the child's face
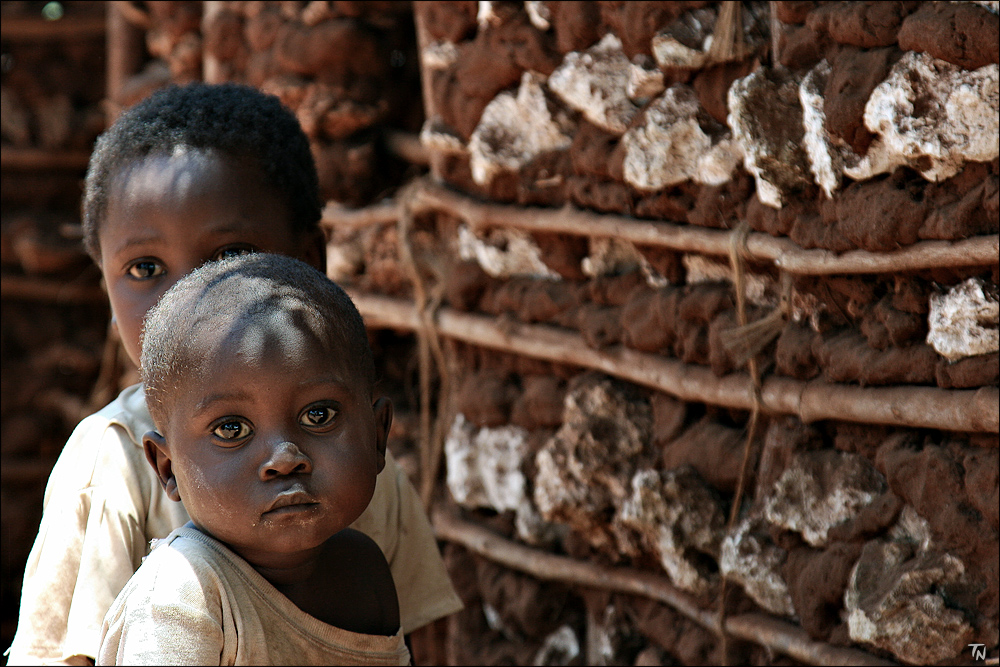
[145,313,390,571]
[98,148,323,367]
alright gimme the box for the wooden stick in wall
[384,130,429,167]
[411,4,447,181]
[202,1,224,84]
[1,275,106,304]
[105,1,144,123]
[0,147,90,171]
[432,508,896,666]
[411,182,999,274]
[324,180,999,275]
[346,290,999,434]
[0,14,106,40]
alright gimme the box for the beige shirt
[7,384,460,664]
[98,526,410,666]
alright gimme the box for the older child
[99,253,409,665]
[7,83,460,665]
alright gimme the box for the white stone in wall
[533,625,580,666]
[548,33,658,135]
[582,238,668,287]
[524,1,551,31]
[445,413,561,545]
[421,40,459,70]
[695,135,743,185]
[477,1,500,27]
[420,116,467,155]
[445,413,529,512]
[927,277,1000,361]
[619,467,727,595]
[622,85,709,191]
[651,7,715,70]
[845,539,973,663]
[469,71,574,186]
[845,52,1000,183]
[799,60,860,199]
[458,224,560,279]
[652,37,707,70]
[888,504,934,552]
[533,375,654,556]
[728,69,813,209]
[762,450,887,547]
[626,62,666,102]
[720,515,797,617]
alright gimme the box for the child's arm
[7,392,187,664]
[349,451,463,634]
[98,546,225,666]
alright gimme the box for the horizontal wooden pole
[413,182,998,274]
[322,200,399,231]
[322,179,999,274]
[1,148,91,171]
[0,15,107,40]
[1,275,106,304]
[384,130,429,166]
[433,509,896,666]
[347,290,999,434]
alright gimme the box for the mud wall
[320,2,999,664]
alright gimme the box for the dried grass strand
[706,1,747,65]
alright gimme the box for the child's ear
[143,430,181,502]
[372,397,392,474]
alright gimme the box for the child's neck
[252,553,321,587]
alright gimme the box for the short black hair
[141,253,374,428]
[83,82,321,262]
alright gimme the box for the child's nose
[260,441,312,479]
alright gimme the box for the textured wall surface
[331,1,997,664]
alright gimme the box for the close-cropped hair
[140,253,374,427]
[82,82,322,261]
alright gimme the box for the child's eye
[212,419,252,443]
[214,245,256,261]
[300,405,337,429]
[127,260,164,279]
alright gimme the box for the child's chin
[261,525,331,554]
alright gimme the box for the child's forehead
[184,298,348,369]
[99,148,299,258]
[113,146,263,195]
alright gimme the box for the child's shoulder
[327,526,387,555]
[43,383,154,499]
[297,528,400,636]
[115,526,222,607]
[62,382,150,452]
[322,528,395,593]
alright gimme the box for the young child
[7,83,460,665]
[99,252,409,665]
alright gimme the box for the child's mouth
[263,488,318,515]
